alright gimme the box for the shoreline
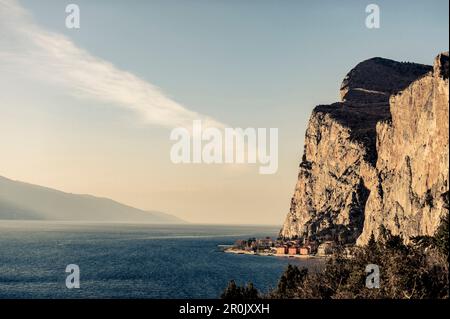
[223,248,327,259]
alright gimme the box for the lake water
[0,222,323,299]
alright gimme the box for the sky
[0,0,448,225]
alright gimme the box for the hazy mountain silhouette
[0,175,184,223]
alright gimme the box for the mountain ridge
[0,175,185,223]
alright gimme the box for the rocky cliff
[280,53,449,245]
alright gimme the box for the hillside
[0,175,184,223]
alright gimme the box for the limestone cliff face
[357,52,449,244]
[280,53,448,245]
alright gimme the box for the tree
[223,212,449,299]
[269,220,449,299]
[412,213,449,256]
[221,280,242,300]
[273,265,308,298]
[221,280,260,300]
[242,282,259,299]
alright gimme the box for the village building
[234,240,246,249]
[276,246,287,254]
[229,235,338,257]
[256,237,274,249]
[317,241,335,256]
[287,247,298,255]
[299,246,311,255]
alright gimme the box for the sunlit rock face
[357,52,449,245]
[280,53,448,245]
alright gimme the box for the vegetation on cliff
[222,212,449,299]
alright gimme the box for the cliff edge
[280,53,448,245]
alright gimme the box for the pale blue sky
[20,0,449,127]
[0,0,448,224]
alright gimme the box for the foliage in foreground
[221,280,259,300]
[221,214,449,299]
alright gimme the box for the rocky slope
[280,53,449,245]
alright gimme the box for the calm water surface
[0,221,324,298]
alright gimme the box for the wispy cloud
[0,0,223,129]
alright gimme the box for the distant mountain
[0,175,184,223]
